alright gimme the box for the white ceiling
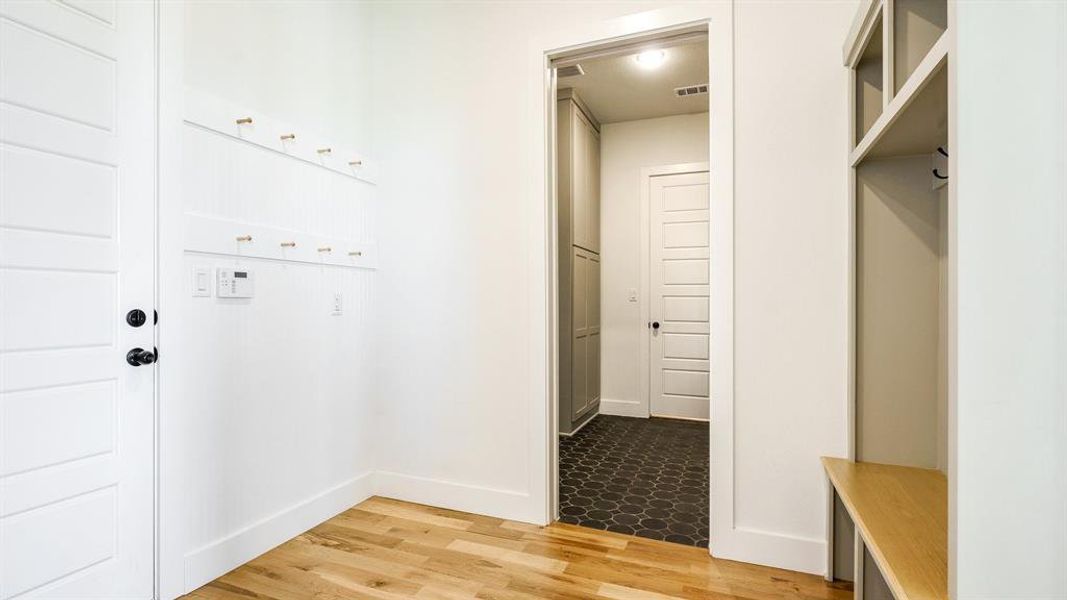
[558,40,709,125]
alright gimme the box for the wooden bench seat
[822,457,947,600]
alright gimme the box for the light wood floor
[182,497,852,600]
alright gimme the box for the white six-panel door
[650,171,710,420]
[0,1,156,597]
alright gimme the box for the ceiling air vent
[557,64,585,78]
[675,83,709,97]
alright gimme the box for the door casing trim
[530,5,732,563]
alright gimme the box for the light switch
[192,266,211,297]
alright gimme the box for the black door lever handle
[126,347,157,366]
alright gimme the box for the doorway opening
[550,29,711,548]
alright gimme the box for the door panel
[571,110,589,251]
[663,296,708,322]
[571,248,588,419]
[588,254,600,413]
[663,333,710,361]
[0,143,117,236]
[650,172,710,420]
[0,19,116,130]
[0,1,155,598]
[663,220,709,248]
[587,122,600,253]
[1,380,115,476]
[572,247,599,419]
[570,108,599,254]
[663,259,709,285]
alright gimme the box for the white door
[0,1,156,597]
[649,171,710,420]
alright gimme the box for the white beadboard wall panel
[176,252,377,586]
[184,214,378,270]
[162,3,380,598]
[182,124,376,242]
[174,119,378,595]
[182,471,375,593]
[184,89,379,185]
[177,124,378,565]
[165,3,379,593]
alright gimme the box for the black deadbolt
[126,347,157,366]
[126,309,147,328]
[651,321,661,330]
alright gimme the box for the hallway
[559,416,709,547]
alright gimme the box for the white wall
[599,113,710,417]
[183,1,372,145]
[370,0,854,574]
[723,0,853,568]
[953,2,1067,597]
[149,1,1066,593]
[160,3,378,598]
[157,0,857,589]
[367,0,669,523]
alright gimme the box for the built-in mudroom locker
[558,89,601,435]
[826,1,951,598]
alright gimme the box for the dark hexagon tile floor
[558,415,709,548]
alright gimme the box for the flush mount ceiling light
[634,49,667,69]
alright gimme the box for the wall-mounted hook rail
[186,89,377,184]
[186,215,377,270]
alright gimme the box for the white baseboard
[712,526,826,575]
[177,473,821,595]
[182,471,374,593]
[373,470,535,524]
[559,409,598,437]
[599,397,647,418]
[650,413,710,423]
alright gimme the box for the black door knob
[651,321,660,330]
[126,347,157,366]
[126,309,147,327]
